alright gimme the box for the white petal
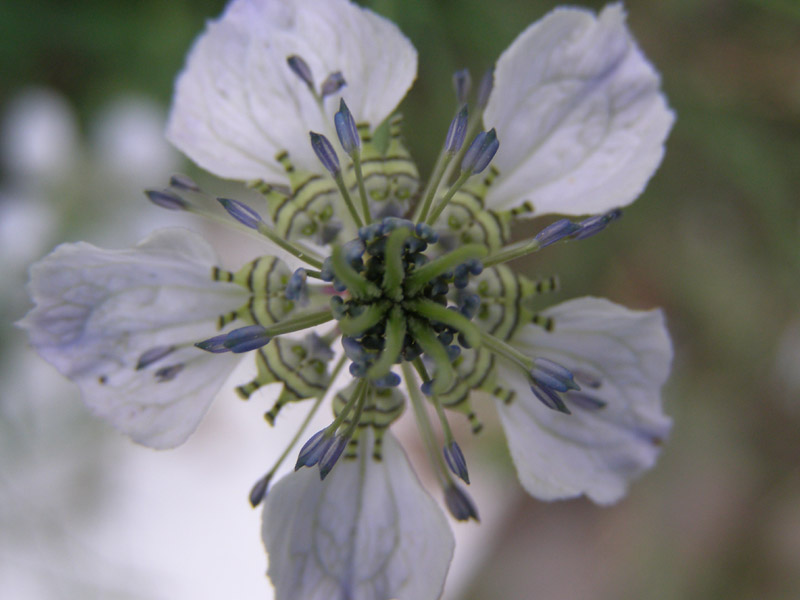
[262,431,454,600]
[18,228,247,449]
[484,4,674,216]
[496,297,672,504]
[167,0,417,182]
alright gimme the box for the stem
[413,359,455,445]
[352,153,372,225]
[402,362,452,486]
[483,239,542,268]
[405,298,482,349]
[408,317,455,394]
[415,151,454,222]
[263,307,334,337]
[382,227,412,301]
[326,378,368,434]
[366,306,406,380]
[426,171,472,226]
[405,244,488,297]
[337,301,391,336]
[480,330,533,372]
[331,245,380,299]
[333,172,364,229]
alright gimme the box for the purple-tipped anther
[318,436,348,479]
[295,429,334,470]
[136,345,176,370]
[310,132,341,176]
[321,71,346,98]
[573,209,623,240]
[222,325,271,353]
[444,106,469,154]
[443,441,470,484]
[145,189,188,211]
[477,67,494,109]
[286,55,314,91]
[218,198,262,229]
[334,99,360,155]
[461,128,499,174]
[444,483,480,521]
[533,218,581,249]
[452,68,471,104]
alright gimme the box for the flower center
[321,216,486,391]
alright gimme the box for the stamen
[334,99,360,156]
[444,483,480,521]
[310,131,341,176]
[145,189,189,211]
[286,55,315,93]
[476,67,494,109]
[405,244,487,296]
[331,245,380,299]
[320,71,346,98]
[366,306,406,381]
[443,441,470,485]
[136,345,176,370]
[409,320,455,394]
[452,68,471,105]
[217,197,262,230]
[169,173,201,192]
[405,298,482,349]
[460,128,499,174]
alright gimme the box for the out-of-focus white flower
[21,1,674,598]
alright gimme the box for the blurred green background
[1,0,799,599]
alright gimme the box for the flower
[19,1,674,598]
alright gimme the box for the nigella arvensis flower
[19,1,675,598]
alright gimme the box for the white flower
[21,1,675,598]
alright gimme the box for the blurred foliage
[2,0,799,599]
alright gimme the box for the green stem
[352,153,372,225]
[408,317,455,394]
[264,307,334,337]
[382,227,412,301]
[338,301,390,336]
[331,245,380,299]
[480,330,533,372]
[405,244,488,297]
[483,239,542,268]
[326,378,368,434]
[333,172,364,229]
[413,359,455,445]
[415,151,454,222]
[366,306,406,380]
[402,362,452,486]
[426,171,472,226]
[405,298,482,349]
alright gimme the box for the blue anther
[310,132,341,175]
[318,435,348,479]
[573,209,623,241]
[460,294,481,319]
[405,237,426,254]
[320,72,346,98]
[565,391,607,411]
[452,68,471,105]
[218,198,263,229]
[530,381,571,414]
[145,189,189,211]
[136,345,176,370]
[443,441,470,484]
[444,106,469,154]
[410,253,428,269]
[461,128,499,174]
[295,429,333,470]
[333,279,347,293]
[531,357,579,392]
[195,333,231,354]
[476,67,494,109]
[334,99,360,155]
[444,484,479,521]
[222,325,271,353]
[533,218,581,249]
[343,238,366,263]
[420,380,433,396]
[287,55,315,91]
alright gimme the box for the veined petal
[262,431,454,600]
[496,297,672,504]
[167,0,417,182]
[18,228,247,449]
[484,4,674,216]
